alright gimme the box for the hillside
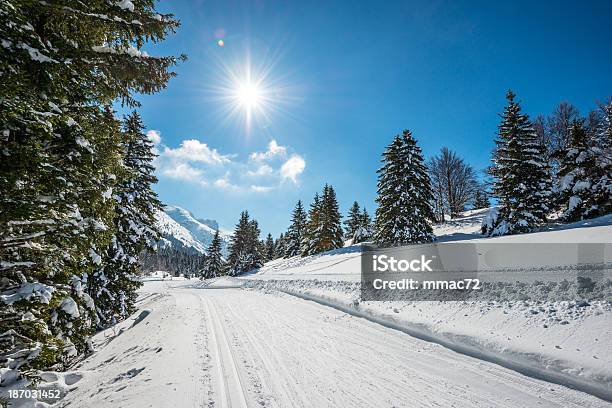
[155,205,231,255]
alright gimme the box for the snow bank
[0,370,84,408]
[241,213,612,401]
[243,278,612,402]
[0,291,162,407]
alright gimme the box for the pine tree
[556,120,599,221]
[0,0,183,373]
[0,103,121,371]
[275,233,286,258]
[483,91,553,236]
[264,233,276,261]
[227,211,250,276]
[352,207,373,244]
[473,189,490,209]
[91,112,162,328]
[590,101,612,217]
[226,211,263,275]
[374,130,435,246]
[285,200,307,257]
[301,186,343,255]
[249,220,264,269]
[319,185,344,251]
[203,231,224,278]
[344,201,362,240]
[301,193,322,256]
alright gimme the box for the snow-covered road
[59,280,609,407]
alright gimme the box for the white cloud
[214,177,238,190]
[247,164,273,177]
[156,137,305,191]
[250,185,274,193]
[280,154,306,184]
[164,139,230,165]
[146,129,161,145]
[162,163,204,183]
[250,139,287,162]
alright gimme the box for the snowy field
[239,211,612,402]
[11,278,607,408]
[4,211,612,407]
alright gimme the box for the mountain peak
[155,205,230,255]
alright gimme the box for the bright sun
[207,54,295,133]
[235,82,261,108]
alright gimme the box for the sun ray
[198,45,302,135]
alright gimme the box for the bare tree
[533,114,551,157]
[531,103,581,187]
[428,148,478,220]
[547,102,580,154]
[428,157,446,222]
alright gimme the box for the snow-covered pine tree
[374,130,435,246]
[0,104,120,373]
[0,0,182,373]
[285,200,307,257]
[352,207,373,244]
[249,219,265,269]
[264,233,275,261]
[275,233,286,258]
[227,211,250,276]
[68,106,124,344]
[301,186,343,255]
[226,211,263,275]
[483,91,553,236]
[319,185,344,252]
[91,111,162,328]
[556,120,599,221]
[301,193,322,256]
[343,201,362,240]
[473,189,490,209]
[589,101,612,217]
[203,230,224,279]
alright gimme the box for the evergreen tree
[352,207,373,244]
[275,233,286,259]
[301,186,343,255]
[344,201,362,240]
[556,120,599,221]
[590,101,612,217]
[374,130,435,246]
[203,231,224,278]
[285,200,307,257]
[249,220,265,269]
[483,91,552,236]
[319,185,344,251]
[140,246,205,277]
[301,193,322,256]
[227,211,263,275]
[264,233,276,262]
[227,211,250,276]
[0,0,182,373]
[91,112,162,328]
[473,189,491,209]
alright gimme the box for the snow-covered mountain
[155,205,230,255]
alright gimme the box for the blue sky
[127,0,612,236]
